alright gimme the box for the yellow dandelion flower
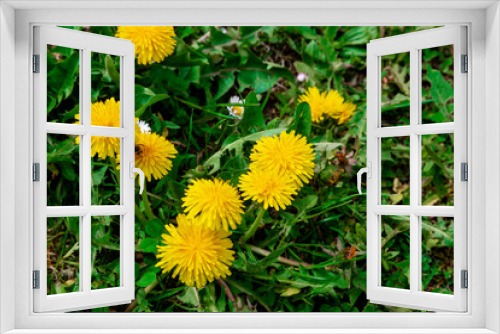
[333,101,356,125]
[156,214,235,288]
[297,86,344,123]
[135,132,177,181]
[249,130,315,188]
[75,98,120,159]
[116,26,176,65]
[182,178,245,231]
[239,168,298,211]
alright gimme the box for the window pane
[91,215,121,290]
[381,137,410,205]
[91,52,121,127]
[47,45,80,124]
[381,215,410,290]
[47,217,80,295]
[422,134,454,206]
[47,133,80,206]
[421,45,454,124]
[381,52,410,127]
[421,217,454,295]
[91,136,121,205]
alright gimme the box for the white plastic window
[364,26,467,312]
[33,26,136,312]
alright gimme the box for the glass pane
[381,52,410,127]
[47,133,80,206]
[91,52,121,127]
[381,215,410,290]
[422,134,454,206]
[47,217,80,295]
[47,45,80,124]
[381,137,410,205]
[91,215,121,290]
[421,45,454,124]
[91,136,121,205]
[421,217,454,295]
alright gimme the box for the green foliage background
[46,26,455,312]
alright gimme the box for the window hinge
[33,270,40,289]
[461,54,468,73]
[33,54,40,73]
[33,163,40,182]
[461,162,468,181]
[461,270,468,289]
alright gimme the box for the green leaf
[214,72,235,101]
[135,85,169,118]
[204,128,286,175]
[426,65,453,106]
[280,287,301,297]
[294,102,312,138]
[239,92,265,134]
[60,162,76,181]
[136,272,156,288]
[177,287,199,306]
[238,70,280,94]
[292,195,318,214]
[139,238,158,253]
[311,142,342,152]
[145,219,164,238]
[162,51,208,67]
[105,55,120,87]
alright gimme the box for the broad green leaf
[136,272,156,288]
[214,72,235,101]
[135,85,170,118]
[139,238,158,253]
[177,287,199,306]
[294,102,312,138]
[238,70,279,94]
[426,65,453,106]
[239,92,265,134]
[105,55,120,87]
[145,219,164,238]
[162,51,208,67]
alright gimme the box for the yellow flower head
[333,101,356,125]
[239,168,298,211]
[156,214,235,288]
[297,87,344,123]
[249,130,315,188]
[182,178,245,231]
[116,26,177,65]
[135,132,177,181]
[75,98,121,159]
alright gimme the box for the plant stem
[217,278,237,311]
[124,273,166,312]
[248,245,312,268]
[240,207,265,243]
[225,278,271,312]
[141,185,157,220]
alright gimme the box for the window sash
[33,26,136,313]
[366,26,468,312]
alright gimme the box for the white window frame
[1,1,499,333]
[33,26,136,312]
[366,26,467,312]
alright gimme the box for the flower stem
[141,185,157,220]
[240,207,265,243]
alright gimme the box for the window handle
[129,162,145,195]
[357,162,371,194]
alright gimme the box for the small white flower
[227,96,244,120]
[297,73,307,82]
[221,27,227,34]
[137,120,151,134]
